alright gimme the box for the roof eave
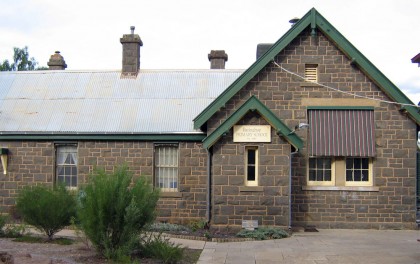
[194,8,420,128]
[202,96,303,150]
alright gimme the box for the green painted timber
[307,106,374,110]
[193,7,420,130]
[0,134,205,141]
[202,96,303,150]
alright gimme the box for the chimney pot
[208,50,228,69]
[120,26,143,77]
[47,51,67,70]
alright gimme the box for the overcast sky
[1,0,420,103]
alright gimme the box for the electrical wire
[271,61,420,108]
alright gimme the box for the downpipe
[289,149,299,230]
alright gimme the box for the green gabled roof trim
[0,133,205,141]
[307,106,374,110]
[202,96,303,149]
[194,8,420,129]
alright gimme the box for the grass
[13,235,74,245]
[236,226,289,240]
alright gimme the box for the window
[305,64,318,82]
[245,146,258,186]
[308,157,333,184]
[154,144,179,192]
[308,109,375,187]
[346,158,372,186]
[56,145,78,188]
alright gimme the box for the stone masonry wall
[0,140,208,224]
[211,112,291,229]
[206,28,417,229]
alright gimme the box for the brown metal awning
[308,109,375,157]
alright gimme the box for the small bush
[138,232,184,264]
[236,227,289,240]
[146,222,191,233]
[3,223,27,238]
[0,214,6,235]
[188,219,208,232]
[16,184,76,240]
[77,165,160,261]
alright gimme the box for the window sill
[240,186,264,192]
[302,186,379,192]
[160,192,182,198]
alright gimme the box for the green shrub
[77,165,160,261]
[146,222,191,233]
[236,227,289,240]
[3,223,27,238]
[188,219,208,232]
[0,214,6,236]
[138,232,184,264]
[16,184,76,240]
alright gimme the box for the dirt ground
[0,237,106,264]
[0,237,201,264]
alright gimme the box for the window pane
[309,170,315,181]
[324,170,331,181]
[353,170,361,181]
[346,158,353,168]
[309,158,316,168]
[248,166,256,181]
[248,149,255,164]
[316,170,323,181]
[346,158,370,182]
[309,158,332,182]
[317,158,324,169]
[361,170,369,181]
[65,176,70,185]
[57,175,64,184]
[361,158,368,169]
[354,158,361,169]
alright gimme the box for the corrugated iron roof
[0,70,243,134]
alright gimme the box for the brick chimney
[120,26,143,77]
[47,51,67,70]
[208,50,228,69]
[256,44,272,60]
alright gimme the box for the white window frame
[154,144,179,192]
[345,157,373,187]
[55,144,78,190]
[307,157,373,187]
[245,146,258,186]
[307,157,335,186]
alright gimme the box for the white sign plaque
[242,220,259,230]
[233,125,271,143]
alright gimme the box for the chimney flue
[47,51,67,70]
[208,50,228,69]
[120,26,143,77]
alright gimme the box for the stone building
[0,8,419,230]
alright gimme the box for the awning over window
[308,109,375,157]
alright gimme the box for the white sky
[1,0,420,103]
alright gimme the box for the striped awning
[308,109,376,157]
